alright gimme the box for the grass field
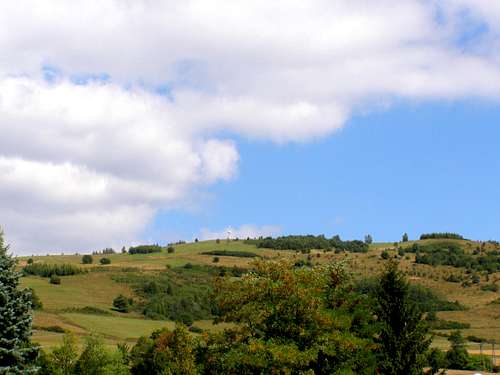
[19,238,500,357]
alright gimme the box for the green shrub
[49,274,61,285]
[82,255,93,264]
[212,256,220,263]
[167,246,175,254]
[23,263,85,277]
[481,283,498,292]
[128,244,162,254]
[381,250,390,260]
[113,294,130,313]
[99,257,111,265]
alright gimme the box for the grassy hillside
[18,237,500,360]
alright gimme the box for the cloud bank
[1,1,500,253]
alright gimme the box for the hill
[18,237,500,365]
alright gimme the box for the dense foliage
[22,263,86,277]
[112,265,218,324]
[355,278,465,312]
[419,232,464,240]
[0,230,38,373]
[128,245,162,255]
[408,242,500,272]
[249,234,369,253]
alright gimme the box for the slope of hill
[18,237,500,360]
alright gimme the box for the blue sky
[146,99,500,243]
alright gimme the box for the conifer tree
[0,229,38,373]
[374,261,430,375]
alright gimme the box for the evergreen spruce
[374,261,431,375]
[0,229,38,373]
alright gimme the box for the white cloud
[0,1,500,252]
[199,225,282,241]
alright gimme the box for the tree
[427,347,446,374]
[50,333,78,375]
[0,229,38,373]
[402,233,409,242]
[364,234,373,244]
[445,330,469,370]
[374,261,431,375]
[208,260,376,374]
[113,295,130,313]
[121,246,127,254]
[82,254,93,264]
[100,257,111,265]
[74,335,112,375]
[130,325,197,375]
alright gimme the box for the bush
[23,263,85,277]
[49,275,61,285]
[82,255,93,264]
[381,250,390,260]
[184,263,193,269]
[100,257,111,265]
[167,246,175,254]
[212,257,220,263]
[27,258,33,264]
[113,294,130,313]
[128,244,162,255]
[481,283,499,292]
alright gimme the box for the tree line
[248,234,369,253]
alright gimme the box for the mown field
[18,238,500,364]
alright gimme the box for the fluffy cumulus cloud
[199,225,282,241]
[0,1,500,253]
